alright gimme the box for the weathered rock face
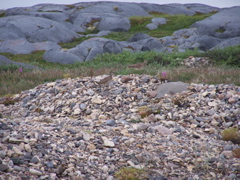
[191,6,240,38]
[0,74,240,179]
[139,3,219,15]
[0,38,60,54]
[67,37,123,62]
[0,15,79,43]
[43,49,83,64]
[0,2,239,64]
[97,16,130,32]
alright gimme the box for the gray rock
[0,21,25,41]
[6,6,70,22]
[70,13,102,33]
[103,40,123,54]
[43,49,83,64]
[146,23,158,30]
[13,165,22,171]
[97,16,130,32]
[0,55,39,70]
[106,119,116,126]
[228,173,237,180]
[0,15,79,43]
[0,38,60,54]
[188,35,222,51]
[80,103,87,110]
[156,81,189,98]
[86,30,112,37]
[152,17,167,25]
[0,164,9,172]
[46,161,54,168]
[29,168,43,175]
[11,157,23,165]
[211,37,240,50]
[146,17,167,30]
[128,33,151,42]
[184,3,220,14]
[140,38,164,52]
[69,38,123,62]
[192,7,240,37]
[215,21,240,39]
[0,151,6,158]
[140,3,196,16]
[6,4,68,15]
[30,156,40,164]
[78,2,149,17]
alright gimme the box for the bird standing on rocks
[98,71,115,87]
[128,60,148,70]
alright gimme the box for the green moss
[0,11,6,17]
[115,167,147,180]
[222,127,240,144]
[215,27,225,33]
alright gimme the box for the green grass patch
[206,45,240,67]
[0,11,6,17]
[0,64,19,72]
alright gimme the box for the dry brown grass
[169,66,240,85]
[0,63,239,97]
[0,66,118,96]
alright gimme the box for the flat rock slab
[0,15,78,43]
[192,6,240,37]
[0,38,61,54]
[43,49,83,64]
[156,81,189,98]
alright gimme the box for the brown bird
[128,60,148,70]
[98,71,115,86]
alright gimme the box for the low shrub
[221,127,240,144]
[115,167,147,180]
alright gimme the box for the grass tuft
[115,167,147,180]
[222,127,240,144]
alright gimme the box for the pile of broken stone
[0,73,239,179]
[181,56,210,68]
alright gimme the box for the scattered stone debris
[0,74,239,179]
[181,56,211,68]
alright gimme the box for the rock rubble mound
[0,74,239,179]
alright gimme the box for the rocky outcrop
[0,2,239,64]
[0,15,79,43]
[0,55,39,69]
[0,38,60,54]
